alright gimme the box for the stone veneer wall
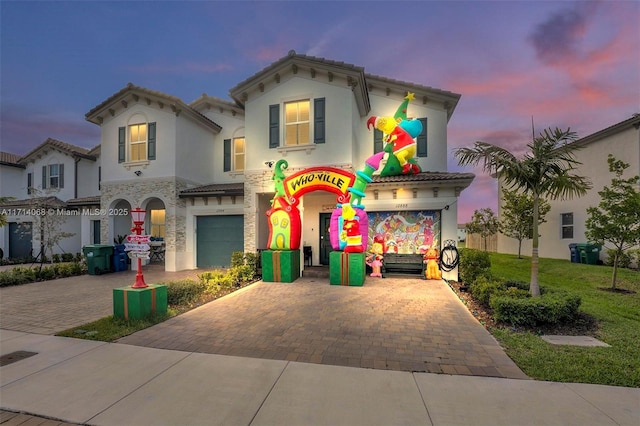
[100,177,189,260]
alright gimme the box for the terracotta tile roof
[0,196,66,209]
[230,50,365,96]
[371,171,475,184]
[85,83,222,132]
[19,138,96,164]
[179,183,245,197]
[0,151,25,168]
[66,196,101,206]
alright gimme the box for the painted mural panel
[367,210,441,254]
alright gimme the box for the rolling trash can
[576,243,601,265]
[82,244,114,275]
[568,243,579,263]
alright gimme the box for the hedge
[490,288,582,327]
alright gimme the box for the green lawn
[487,252,640,387]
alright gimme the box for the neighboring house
[2,51,474,280]
[0,139,100,259]
[497,114,640,262]
[457,224,467,242]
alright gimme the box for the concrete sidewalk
[1,331,638,426]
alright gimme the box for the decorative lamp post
[130,207,148,288]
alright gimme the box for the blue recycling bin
[568,243,579,263]
[112,252,128,272]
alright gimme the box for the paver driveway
[0,266,201,334]
[118,277,527,379]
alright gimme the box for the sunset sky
[1,1,638,222]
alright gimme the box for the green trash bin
[83,244,114,275]
[576,243,601,265]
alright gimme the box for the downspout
[74,157,80,199]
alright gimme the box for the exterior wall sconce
[265,161,274,168]
[134,170,142,176]
[392,189,397,199]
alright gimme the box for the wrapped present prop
[113,284,167,320]
[330,251,365,286]
[262,249,300,283]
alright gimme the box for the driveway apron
[118,277,527,379]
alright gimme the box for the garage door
[9,222,33,259]
[196,215,244,268]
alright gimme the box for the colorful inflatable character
[341,203,364,253]
[423,247,442,280]
[366,235,385,277]
[266,159,302,250]
[367,93,423,175]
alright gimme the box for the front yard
[471,252,639,387]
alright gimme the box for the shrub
[244,252,258,275]
[74,252,83,262]
[61,253,74,262]
[228,265,254,286]
[165,279,206,305]
[459,249,491,285]
[491,289,581,327]
[199,270,234,293]
[604,249,632,269]
[470,276,506,308]
[230,251,245,268]
[52,254,61,263]
[57,263,74,278]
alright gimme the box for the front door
[319,213,332,265]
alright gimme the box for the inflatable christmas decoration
[262,91,426,285]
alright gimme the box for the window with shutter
[223,139,231,172]
[148,122,156,160]
[269,104,279,148]
[314,98,325,144]
[417,117,428,157]
[118,127,126,163]
[373,129,384,154]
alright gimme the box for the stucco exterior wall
[497,122,640,261]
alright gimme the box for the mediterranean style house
[497,114,640,262]
[1,51,474,280]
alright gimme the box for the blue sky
[1,1,638,222]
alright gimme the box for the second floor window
[41,164,64,189]
[118,122,156,163]
[129,123,147,162]
[284,100,310,146]
[561,212,573,239]
[224,137,245,172]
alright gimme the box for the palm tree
[455,128,591,296]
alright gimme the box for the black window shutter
[59,163,64,188]
[223,139,231,172]
[373,129,384,154]
[27,173,32,193]
[42,165,47,189]
[118,127,126,163]
[269,104,279,148]
[148,122,156,160]
[417,118,428,157]
[314,98,325,144]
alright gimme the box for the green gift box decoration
[262,249,300,283]
[113,284,167,320]
[330,251,365,286]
